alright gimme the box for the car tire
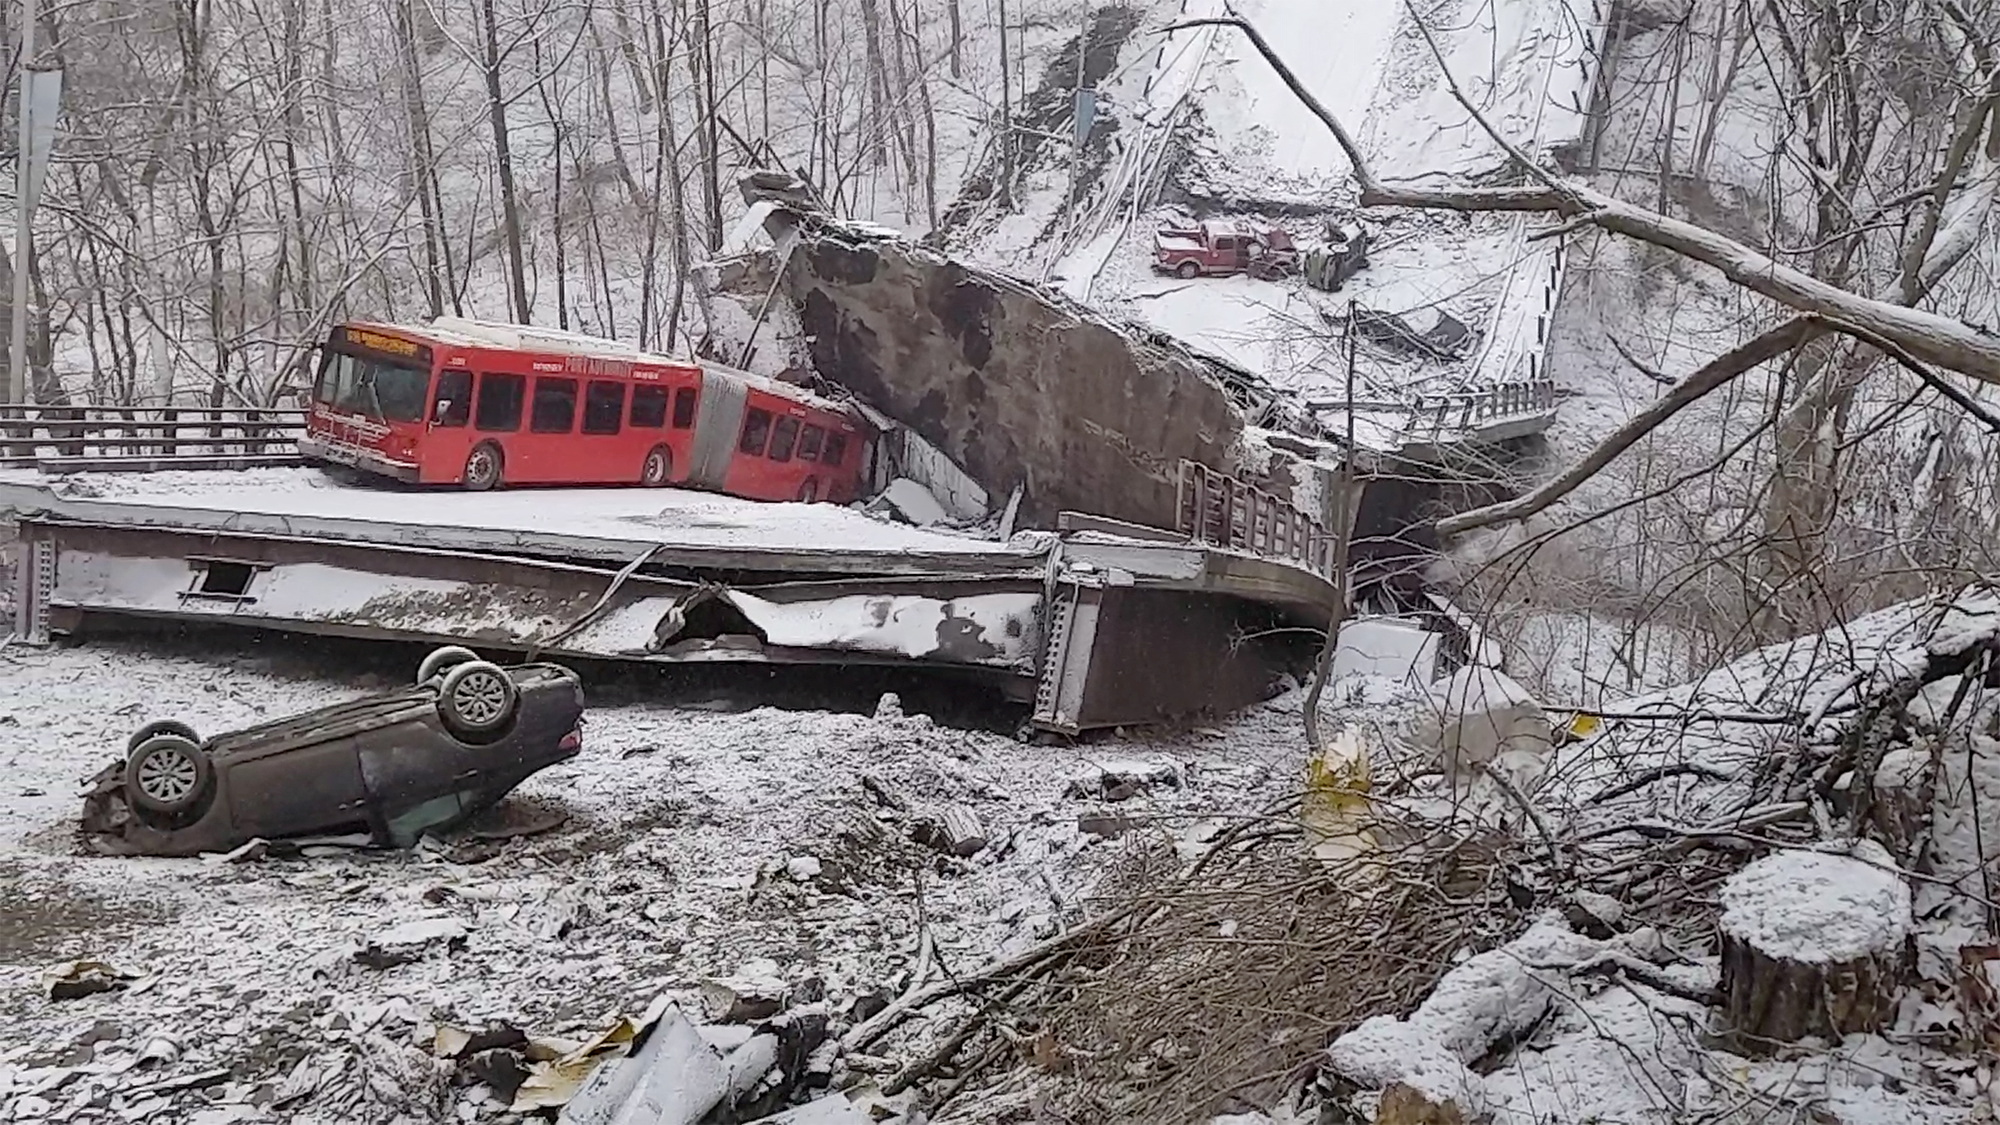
[126,735,212,817]
[127,720,199,756]
[641,445,673,487]
[417,645,481,684]
[1175,260,1200,279]
[463,442,504,491]
[438,660,520,737]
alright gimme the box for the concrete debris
[785,855,825,882]
[40,960,145,1002]
[1077,811,1139,838]
[352,917,469,970]
[700,960,792,1023]
[1064,759,1184,801]
[135,1035,180,1067]
[871,478,951,527]
[872,693,904,721]
[937,806,987,857]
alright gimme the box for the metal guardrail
[1175,459,1337,578]
[0,406,308,473]
[1406,378,1559,438]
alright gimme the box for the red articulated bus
[299,317,873,503]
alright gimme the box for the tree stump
[1715,839,1911,1054]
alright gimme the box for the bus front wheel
[641,445,673,487]
[463,443,503,491]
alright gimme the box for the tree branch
[1437,318,1817,538]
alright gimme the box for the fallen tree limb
[841,909,1125,1053]
[1568,951,1719,1007]
[1435,318,1815,537]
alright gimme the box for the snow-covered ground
[0,636,1326,1122]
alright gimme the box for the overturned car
[81,646,585,857]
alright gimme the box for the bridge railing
[1406,378,1559,440]
[1174,459,1337,578]
[0,406,308,472]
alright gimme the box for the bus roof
[341,318,854,415]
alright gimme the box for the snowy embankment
[1001,0,1602,428]
[0,637,1322,1122]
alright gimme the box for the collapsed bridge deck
[4,469,1336,733]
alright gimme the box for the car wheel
[126,735,212,817]
[417,645,481,684]
[641,445,673,487]
[463,442,503,491]
[127,720,199,756]
[438,660,520,737]
[1175,260,1200,279]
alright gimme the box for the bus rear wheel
[641,445,673,487]
[463,443,503,491]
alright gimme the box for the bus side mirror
[433,400,452,424]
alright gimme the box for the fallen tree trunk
[1715,840,1911,1054]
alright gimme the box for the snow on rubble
[0,636,1318,1123]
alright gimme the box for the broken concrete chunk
[41,961,144,1001]
[354,917,469,970]
[786,855,824,882]
[938,807,986,858]
[1065,759,1183,801]
[1078,811,1138,838]
[699,959,790,1023]
[872,693,904,721]
[873,479,950,526]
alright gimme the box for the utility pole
[9,0,34,406]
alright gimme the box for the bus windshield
[314,350,430,423]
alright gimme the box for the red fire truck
[300,317,873,503]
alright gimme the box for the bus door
[420,357,476,483]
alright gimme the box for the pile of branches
[874,800,1536,1125]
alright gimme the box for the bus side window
[797,424,825,461]
[823,432,848,467]
[768,416,800,463]
[475,373,526,432]
[672,387,698,429]
[630,386,668,428]
[433,370,472,427]
[739,408,772,455]
[583,380,625,435]
[531,377,578,433]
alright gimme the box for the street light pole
[9,0,35,407]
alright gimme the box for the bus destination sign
[339,327,431,363]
